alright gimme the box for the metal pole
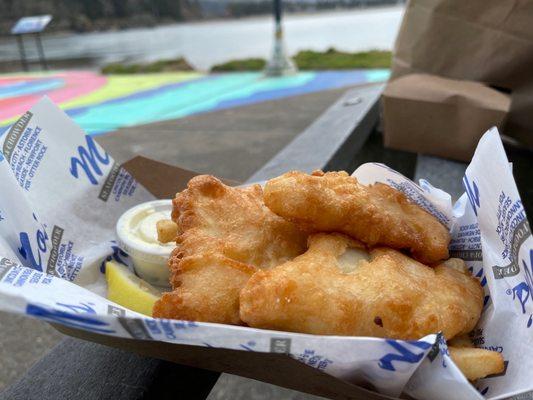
[16,35,28,72]
[273,0,283,43]
[35,33,48,70]
[274,0,281,26]
[264,0,296,76]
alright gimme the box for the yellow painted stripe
[61,72,202,109]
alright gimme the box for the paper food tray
[0,97,531,400]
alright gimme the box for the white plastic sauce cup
[116,199,174,288]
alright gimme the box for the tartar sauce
[116,200,174,287]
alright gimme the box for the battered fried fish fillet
[240,233,483,339]
[152,175,308,324]
[263,170,450,264]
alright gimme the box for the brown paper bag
[392,0,533,147]
[383,74,510,161]
[504,79,533,147]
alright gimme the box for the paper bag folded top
[382,74,510,161]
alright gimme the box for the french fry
[448,334,473,348]
[156,219,178,243]
[449,346,504,381]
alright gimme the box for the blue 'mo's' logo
[70,135,110,185]
[26,303,114,334]
[18,213,48,272]
[56,302,97,314]
[463,176,480,216]
[378,340,432,371]
[508,249,533,328]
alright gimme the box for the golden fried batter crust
[153,254,255,324]
[263,170,450,264]
[240,233,483,339]
[153,175,308,323]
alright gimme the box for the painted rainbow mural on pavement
[0,69,389,135]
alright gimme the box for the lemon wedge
[105,261,161,316]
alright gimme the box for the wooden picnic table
[1,84,531,400]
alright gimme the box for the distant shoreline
[0,5,403,72]
[0,4,404,39]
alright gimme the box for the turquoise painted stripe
[165,73,316,119]
[364,69,390,82]
[74,73,263,133]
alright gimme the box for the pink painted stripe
[0,71,107,121]
[0,76,43,84]
[0,94,38,110]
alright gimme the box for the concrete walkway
[96,87,348,182]
[0,87,349,398]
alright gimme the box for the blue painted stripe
[211,70,385,111]
[0,78,64,99]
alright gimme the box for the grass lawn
[101,58,193,74]
[294,49,391,70]
[101,49,392,74]
[210,49,391,71]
